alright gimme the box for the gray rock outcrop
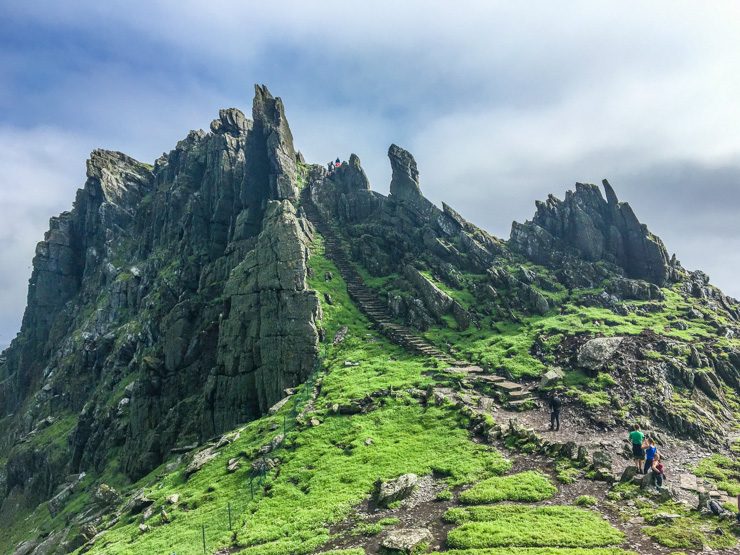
[510,180,673,285]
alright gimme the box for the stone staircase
[301,186,535,408]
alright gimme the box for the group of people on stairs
[547,396,666,490]
[629,425,666,489]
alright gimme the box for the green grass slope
[60,236,510,555]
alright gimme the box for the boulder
[577,337,624,371]
[539,368,564,389]
[381,528,432,554]
[620,466,639,483]
[185,447,218,477]
[376,473,418,508]
[128,493,154,514]
[93,483,121,507]
[592,450,612,470]
[227,458,241,473]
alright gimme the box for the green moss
[436,488,453,501]
[445,505,624,549]
[643,516,737,549]
[574,496,598,507]
[693,454,740,495]
[445,549,636,555]
[459,471,557,504]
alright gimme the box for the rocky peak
[330,153,370,192]
[510,180,672,285]
[252,84,297,201]
[388,144,421,201]
[84,149,153,212]
[210,107,251,135]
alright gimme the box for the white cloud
[2,0,740,343]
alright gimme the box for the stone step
[493,380,523,392]
[474,375,506,384]
[508,389,530,400]
[507,398,535,408]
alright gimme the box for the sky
[2,1,740,347]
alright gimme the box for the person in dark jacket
[549,393,562,431]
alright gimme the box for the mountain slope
[1,86,738,555]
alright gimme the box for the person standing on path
[629,425,645,473]
[643,437,658,474]
[549,393,562,431]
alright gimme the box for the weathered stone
[381,528,432,554]
[376,473,418,507]
[227,458,241,473]
[186,447,218,477]
[620,466,639,483]
[93,484,121,507]
[539,368,564,389]
[510,180,672,285]
[388,144,422,201]
[592,450,612,470]
[577,337,624,371]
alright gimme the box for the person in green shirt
[629,425,645,473]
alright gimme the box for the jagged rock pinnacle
[388,144,421,200]
[210,108,250,135]
[252,84,298,200]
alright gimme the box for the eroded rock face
[510,180,673,285]
[0,85,319,512]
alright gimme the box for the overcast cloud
[2,1,740,347]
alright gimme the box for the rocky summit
[1,86,738,555]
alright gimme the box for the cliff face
[0,86,320,507]
[3,87,740,555]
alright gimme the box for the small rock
[142,506,154,521]
[539,368,564,389]
[376,474,418,508]
[93,483,121,507]
[364,438,374,446]
[381,528,433,554]
[160,509,170,523]
[309,418,321,427]
[138,524,149,533]
[186,447,218,476]
[166,493,180,505]
[268,396,291,415]
[227,458,241,473]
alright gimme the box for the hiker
[327,161,333,173]
[643,437,658,475]
[549,393,562,431]
[628,425,645,473]
[335,157,341,168]
[651,454,665,490]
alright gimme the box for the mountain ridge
[1,85,738,555]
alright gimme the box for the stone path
[302,185,536,408]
